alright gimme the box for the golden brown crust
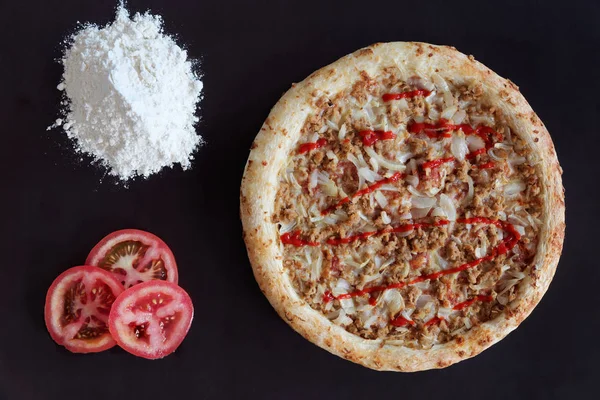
[240,42,565,371]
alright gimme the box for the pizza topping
[274,70,542,348]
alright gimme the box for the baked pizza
[240,42,565,371]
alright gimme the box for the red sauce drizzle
[280,231,319,247]
[453,294,494,311]
[321,218,519,302]
[382,89,432,102]
[476,162,495,169]
[325,220,449,246]
[421,157,455,170]
[358,130,396,146]
[298,138,327,154]
[390,315,415,327]
[424,316,444,327]
[321,172,404,215]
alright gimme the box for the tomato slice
[45,266,124,353]
[86,229,178,289]
[108,280,194,359]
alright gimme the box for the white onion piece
[395,98,409,110]
[311,251,323,281]
[438,307,453,319]
[364,146,407,172]
[451,134,468,161]
[431,249,449,270]
[405,174,419,187]
[279,220,297,234]
[326,119,339,131]
[412,195,437,208]
[464,174,475,205]
[428,108,440,121]
[510,155,527,166]
[443,91,455,107]
[488,148,507,162]
[359,167,381,183]
[338,123,347,140]
[401,308,415,322]
[333,309,353,326]
[383,290,405,315]
[416,295,434,308]
[399,212,412,220]
[326,150,338,162]
[377,184,400,192]
[375,191,388,208]
[408,184,430,198]
[441,105,458,120]
[431,207,447,218]
[397,151,414,164]
[504,181,526,195]
[514,225,526,236]
[432,73,450,91]
[466,135,486,151]
[381,211,391,224]
[340,298,355,313]
[452,109,467,124]
[508,214,529,226]
[411,207,431,219]
[308,169,318,189]
[439,194,456,221]
[470,114,495,126]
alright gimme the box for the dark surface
[0,0,596,398]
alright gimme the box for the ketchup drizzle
[321,172,404,215]
[358,130,396,146]
[298,138,327,154]
[382,89,432,102]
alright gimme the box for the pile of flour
[52,5,203,181]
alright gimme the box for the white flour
[52,5,203,180]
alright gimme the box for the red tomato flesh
[86,229,178,289]
[109,280,193,360]
[45,266,124,353]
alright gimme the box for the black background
[0,0,597,399]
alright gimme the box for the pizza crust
[240,42,565,371]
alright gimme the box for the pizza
[240,42,565,371]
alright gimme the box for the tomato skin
[86,229,178,288]
[109,280,194,360]
[45,266,124,353]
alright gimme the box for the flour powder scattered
[53,5,203,180]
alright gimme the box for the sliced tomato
[45,266,124,353]
[86,229,178,289]
[108,280,193,359]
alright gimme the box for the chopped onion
[408,184,430,198]
[311,251,323,281]
[411,207,431,219]
[508,214,529,227]
[451,134,468,161]
[452,109,467,124]
[414,281,430,290]
[412,195,437,208]
[416,294,434,308]
[504,181,526,196]
[399,212,412,220]
[381,211,391,224]
[514,225,526,236]
[441,105,458,120]
[377,184,400,192]
[439,194,456,221]
[279,220,297,234]
[464,174,474,205]
[340,298,356,313]
[395,98,409,110]
[488,148,507,162]
[428,108,440,121]
[326,150,338,162]
[438,307,452,319]
[338,123,347,140]
[466,135,486,151]
[333,309,353,326]
[359,167,381,183]
[509,155,527,166]
[375,191,388,208]
[405,174,419,187]
[431,207,447,218]
[397,150,414,164]
[431,249,449,270]
[383,290,405,315]
[308,169,318,190]
[364,146,407,172]
[432,73,450,92]
[470,114,495,126]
